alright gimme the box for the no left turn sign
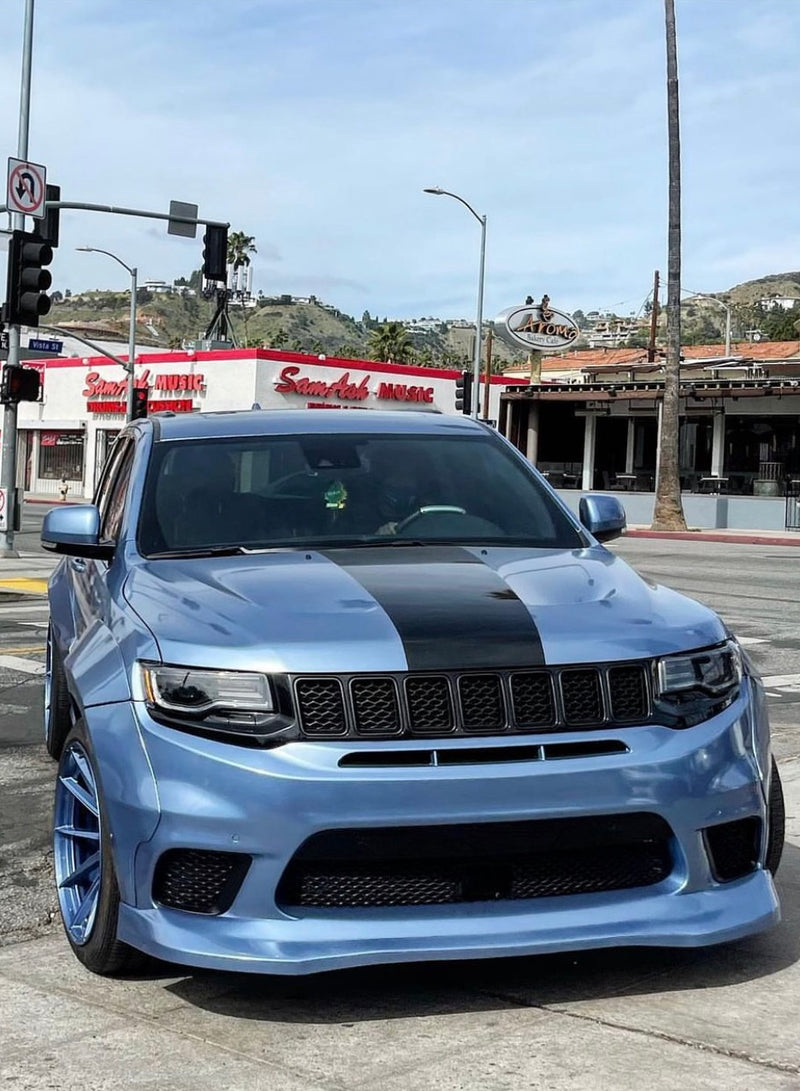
[7,158,47,218]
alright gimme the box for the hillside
[50,291,371,357]
[49,289,526,369]
[48,269,800,367]
[724,273,800,306]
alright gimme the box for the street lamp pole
[77,247,138,420]
[424,187,486,419]
[686,290,731,356]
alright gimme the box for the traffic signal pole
[1,0,35,556]
[127,265,137,422]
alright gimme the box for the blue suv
[42,410,784,976]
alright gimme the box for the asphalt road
[0,524,798,1088]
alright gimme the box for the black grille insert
[608,665,649,721]
[510,672,556,728]
[295,678,347,737]
[277,813,673,909]
[406,676,453,734]
[560,669,604,724]
[459,674,506,732]
[351,677,401,735]
[153,849,251,915]
[294,663,651,740]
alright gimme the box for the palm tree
[368,322,413,364]
[227,231,257,270]
[652,0,687,531]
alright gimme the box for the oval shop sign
[495,295,580,353]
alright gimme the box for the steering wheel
[395,505,467,535]
[268,470,320,496]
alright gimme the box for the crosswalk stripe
[0,654,45,675]
[760,673,800,688]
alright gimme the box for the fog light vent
[153,849,251,914]
[703,817,761,882]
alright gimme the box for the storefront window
[39,431,85,481]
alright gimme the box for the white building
[15,347,520,500]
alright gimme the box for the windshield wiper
[147,545,247,559]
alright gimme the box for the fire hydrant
[59,477,69,503]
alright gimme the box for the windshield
[137,431,583,556]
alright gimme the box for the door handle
[70,558,87,573]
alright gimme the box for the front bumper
[90,678,780,975]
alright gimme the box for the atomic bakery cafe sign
[495,294,579,353]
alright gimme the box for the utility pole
[482,324,493,420]
[1,0,36,556]
[652,0,687,532]
[647,270,660,363]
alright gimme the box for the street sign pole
[1,0,36,556]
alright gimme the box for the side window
[100,444,135,542]
[94,436,129,521]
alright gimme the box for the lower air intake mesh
[277,813,673,909]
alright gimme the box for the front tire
[44,626,73,760]
[765,758,785,876]
[53,720,144,975]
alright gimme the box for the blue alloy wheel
[53,726,143,974]
[54,741,102,945]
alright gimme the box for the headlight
[657,640,742,697]
[142,664,274,714]
[138,663,290,743]
[655,640,742,727]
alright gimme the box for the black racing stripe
[323,545,545,670]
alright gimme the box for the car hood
[124,544,726,673]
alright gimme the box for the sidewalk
[624,525,800,547]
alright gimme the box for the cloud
[0,0,798,317]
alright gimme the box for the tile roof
[502,341,800,374]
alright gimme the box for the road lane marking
[737,637,768,646]
[0,578,48,595]
[760,673,800,689]
[1,645,45,655]
[0,654,45,675]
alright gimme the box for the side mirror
[579,494,626,543]
[41,505,114,560]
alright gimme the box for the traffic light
[202,225,228,282]
[4,229,54,327]
[32,184,61,248]
[1,364,41,403]
[131,385,149,420]
[454,369,473,414]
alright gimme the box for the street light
[77,246,138,421]
[685,290,732,357]
[424,186,486,418]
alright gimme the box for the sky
[1,0,799,323]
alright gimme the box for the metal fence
[786,478,800,531]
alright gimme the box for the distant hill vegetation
[51,269,800,366]
[50,285,525,370]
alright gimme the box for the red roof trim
[28,347,523,385]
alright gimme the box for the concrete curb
[625,529,800,547]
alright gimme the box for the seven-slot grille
[293,663,650,740]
